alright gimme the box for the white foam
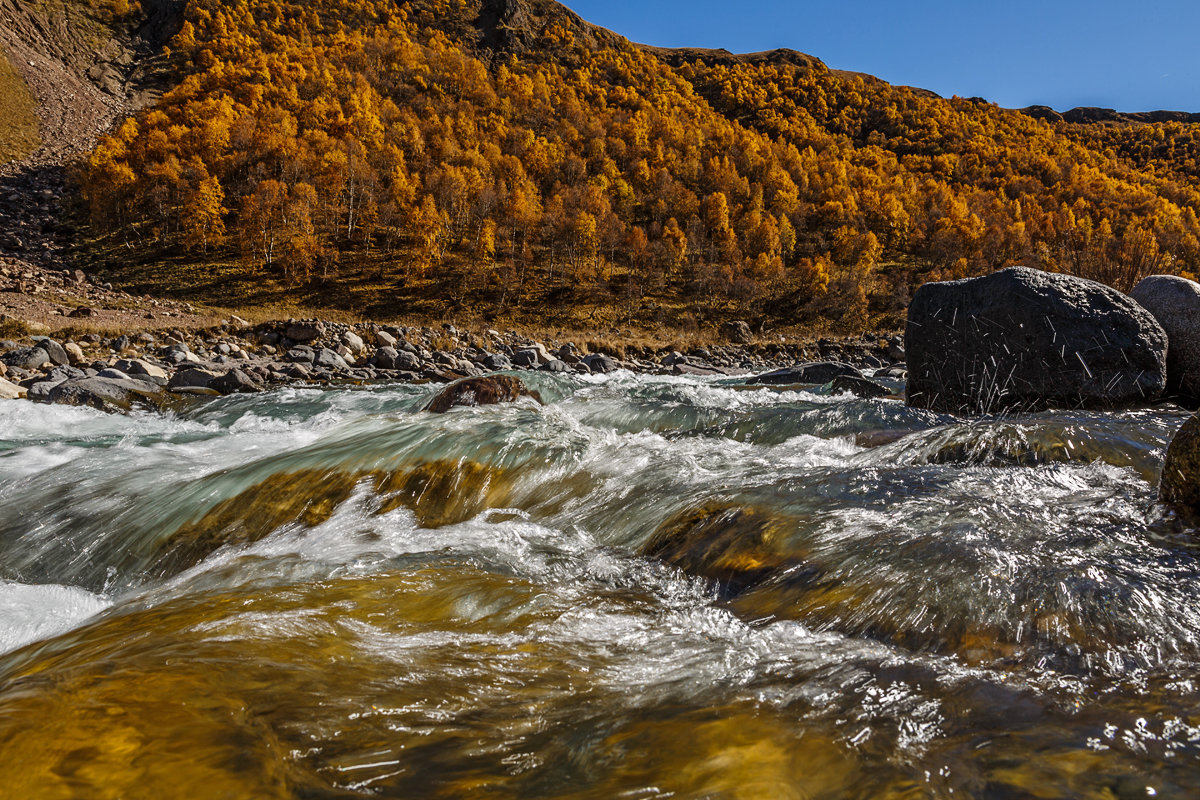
[0,581,110,655]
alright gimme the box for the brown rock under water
[150,460,520,576]
[643,503,810,597]
[423,375,541,413]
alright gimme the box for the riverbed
[0,372,1197,798]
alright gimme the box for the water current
[0,372,1198,798]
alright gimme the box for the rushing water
[0,372,1198,798]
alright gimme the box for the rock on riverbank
[906,267,1167,414]
[0,318,907,412]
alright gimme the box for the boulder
[830,374,891,398]
[46,376,162,412]
[30,338,69,366]
[539,359,571,373]
[168,368,220,390]
[749,362,861,386]
[339,331,365,353]
[372,347,420,371]
[906,267,1167,414]
[375,330,397,348]
[0,377,25,399]
[1130,275,1200,404]
[482,352,513,371]
[1,346,51,371]
[64,342,85,365]
[1160,413,1200,519]
[211,369,262,394]
[314,348,349,371]
[423,375,542,413]
[583,353,618,374]
[285,346,315,363]
[512,348,541,367]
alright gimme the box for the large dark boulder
[1130,275,1200,404]
[1,346,52,371]
[46,376,163,412]
[423,376,542,413]
[905,267,1167,414]
[749,362,861,386]
[1160,413,1200,519]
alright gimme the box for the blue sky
[564,1,1200,112]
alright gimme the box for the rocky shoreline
[0,316,908,412]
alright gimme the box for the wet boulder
[906,266,1167,414]
[1159,413,1200,518]
[643,503,812,598]
[749,362,861,386]
[830,374,891,398]
[46,376,163,412]
[423,375,542,413]
[1130,274,1200,404]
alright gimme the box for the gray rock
[2,347,52,371]
[97,368,132,380]
[583,353,618,374]
[1131,274,1200,403]
[483,352,512,371]
[168,368,220,390]
[375,330,397,348]
[285,346,315,363]
[314,348,349,371]
[906,267,1167,414]
[540,359,571,373]
[749,362,862,385]
[211,369,262,394]
[26,380,64,402]
[512,348,541,367]
[47,377,162,412]
[830,374,891,398]
[372,347,420,371]
[340,331,365,353]
[30,337,69,366]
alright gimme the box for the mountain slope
[43,0,1200,330]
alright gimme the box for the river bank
[0,261,906,411]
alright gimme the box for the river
[0,372,1198,798]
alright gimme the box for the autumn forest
[78,0,1200,329]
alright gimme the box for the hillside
[20,0,1200,332]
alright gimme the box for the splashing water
[0,373,1198,798]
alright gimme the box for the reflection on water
[0,373,1198,797]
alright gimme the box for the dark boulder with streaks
[905,267,1166,414]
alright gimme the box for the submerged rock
[749,362,861,386]
[643,503,812,598]
[1131,274,1200,404]
[906,266,1166,414]
[423,375,541,413]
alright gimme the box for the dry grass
[0,47,39,164]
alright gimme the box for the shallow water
[0,373,1198,798]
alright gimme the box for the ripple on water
[0,376,1197,797]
